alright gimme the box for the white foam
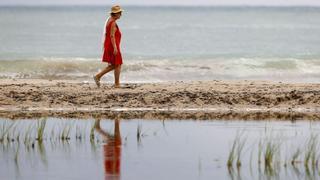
[1,57,320,83]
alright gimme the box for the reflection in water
[95,118,122,180]
[37,140,48,167]
[2,118,320,180]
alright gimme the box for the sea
[0,6,320,82]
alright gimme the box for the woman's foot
[93,75,101,88]
[113,84,121,88]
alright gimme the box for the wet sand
[0,79,320,120]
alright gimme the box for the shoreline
[1,79,320,120]
[1,108,320,121]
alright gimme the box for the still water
[1,117,320,180]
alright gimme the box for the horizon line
[0,4,320,8]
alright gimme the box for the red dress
[102,19,123,65]
[104,137,121,180]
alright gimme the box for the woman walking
[94,5,123,88]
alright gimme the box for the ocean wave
[0,57,320,82]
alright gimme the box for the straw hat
[110,5,123,14]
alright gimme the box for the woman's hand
[113,48,118,55]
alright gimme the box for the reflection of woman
[95,118,122,180]
[94,5,123,88]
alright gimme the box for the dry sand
[0,79,320,120]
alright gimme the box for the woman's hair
[110,12,121,17]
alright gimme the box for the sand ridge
[0,79,320,120]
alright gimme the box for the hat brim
[110,9,123,14]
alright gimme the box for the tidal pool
[1,117,320,180]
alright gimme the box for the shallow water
[1,117,320,180]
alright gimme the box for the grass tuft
[291,147,301,166]
[304,134,318,169]
[36,119,47,142]
[227,138,237,167]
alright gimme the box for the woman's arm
[110,22,118,55]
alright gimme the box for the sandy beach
[0,79,319,120]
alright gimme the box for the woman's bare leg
[114,65,121,87]
[95,65,115,80]
[114,118,121,140]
